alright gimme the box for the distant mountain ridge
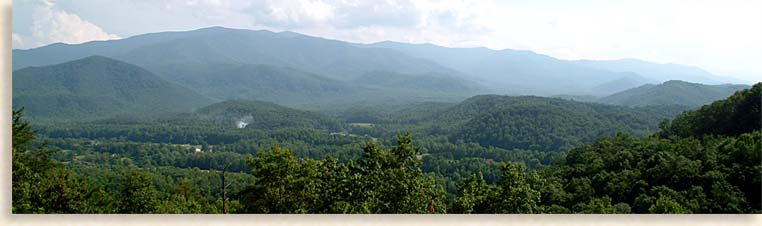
[13,26,459,81]
[365,41,745,95]
[574,58,750,85]
[365,41,635,95]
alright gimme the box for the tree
[451,172,497,213]
[118,170,159,213]
[494,162,540,213]
[240,143,321,213]
[29,168,90,213]
[649,195,691,214]
[356,133,446,213]
[12,108,81,213]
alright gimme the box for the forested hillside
[12,56,214,122]
[420,95,687,151]
[14,83,759,213]
[599,80,750,107]
[175,99,346,131]
[149,63,358,105]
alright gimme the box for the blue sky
[11,0,762,82]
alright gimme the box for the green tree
[494,162,540,213]
[29,168,90,213]
[649,195,691,214]
[240,143,321,213]
[451,172,497,213]
[12,108,88,213]
[118,170,159,213]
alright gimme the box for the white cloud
[13,1,120,49]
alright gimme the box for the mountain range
[11,26,755,121]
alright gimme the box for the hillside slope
[12,56,214,121]
[146,63,358,105]
[420,95,688,151]
[659,82,761,138]
[599,80,750,107]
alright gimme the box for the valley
[10,26,760,214]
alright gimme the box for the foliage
[12,56,213,122]
[10,84,761,214]
[659,82,761,138]
[239,133,446,213]
[599,80,750,107]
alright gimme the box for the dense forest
[11,83,761,213]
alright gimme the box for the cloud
[230,0,495,48]
[13,0,120,49]
[242,0,337,28]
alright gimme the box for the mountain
[146,63,358,105]
[598,80,750,107]
[366,41,656,95]
[13,27,459,81]
[418,95,687,151]
[13,27,485,109]
[591,72,656,94]
[350,70,485,96]
[14,26,747,110]
[171,99,345,131]
[146,64,487,108]
[574,58,749,85]
[12,56,214,122]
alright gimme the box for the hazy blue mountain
[144,63,360,105]
[13,27,459,81]
[350,70,485,95]
[11,28,213,69]
[13,27,486,109]
[599,80,750,107]
[591,72,656,94]
[574,58,749,85]
[12,56,214,122]
[365,41,650,95]
[14,26,747,106]
[365,41,748,95]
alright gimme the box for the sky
[11,0,762,82]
